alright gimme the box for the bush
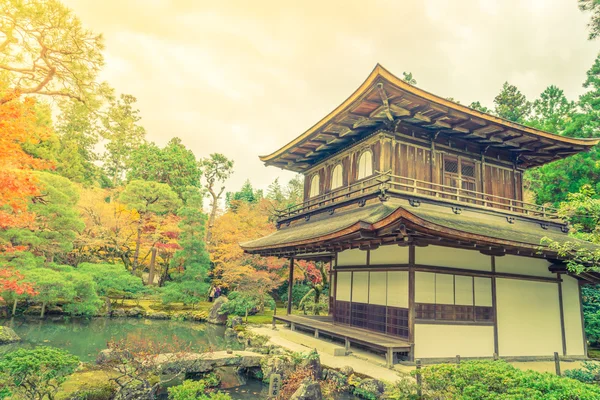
[168,380,231,400]
[218,291,275,319]
[0,346,80,400]
[68,382,116,400]
[564,361,600,384]
[413,360,600,399]
[279,283,312,306]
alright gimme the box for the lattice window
[461,162,475,177]
[444,158,459,174]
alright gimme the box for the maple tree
[0,90,53,230]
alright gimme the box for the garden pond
[0,317,358,399]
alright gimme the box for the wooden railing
[275,171,559,221]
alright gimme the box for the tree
[493,82,531,123]
[529,85,576,134]
[402,72,417,85]
[0,91,52,230]
[119,180,181,272]
[101,94,146,187]
[77,263,145,309]
[469,101,492,114]
[0,346,79,400]
[23,267,74,317]
[580,0,600,40]
[0,0,105,104]
[0,269,36,314]
[219,291,275,321]
[161,190,210,304]
[53,100,101,185]
[2,172,85,263]
[226,180,263,210]
[525,55,600,205]
[128,138,202,200]
[201,154,234,243]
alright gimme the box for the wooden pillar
[287,257,295,315]
[557,273,567,356]
[408,245,416,344]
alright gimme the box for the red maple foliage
[0,92,53,229]
[0,268,37,302]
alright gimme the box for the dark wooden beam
[287,257,295,315]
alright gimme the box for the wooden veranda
[273,314,413,367]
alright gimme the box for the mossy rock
[0,326,21,344]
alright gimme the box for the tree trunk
[105,297,112,315]
[132,215,143,272]
[147,247,157,285]
[206,191,218,243]
[41,301,47,318]
[245,308,248,322]
[12,298,17,316]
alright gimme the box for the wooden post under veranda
[287,257,295,315]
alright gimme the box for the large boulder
[299,349,322,380]
[260,354,295,382]
[207,296,229,325]
[146,311,169,320]
[290,379,322,400]
[0,326,20,344]
[96,348,132,365]
[125,307,146,318]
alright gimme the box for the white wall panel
[370,245,409,265]
[387,271,409,308]
[455,275,474,306]
[352,271,369,303]
[414,324,494,358]
[416,246,491,271]
[474,277,492,307]
[415,272,435,303]
[435,274,454,305]
[495,255,553,278]
[337,249,367,266]
[562,276,585,356]
[336,272,351,302]
[369,272,387,305]
[497,278,562,356]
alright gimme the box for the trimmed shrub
[412,360,600,399]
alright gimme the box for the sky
[62,0,600,196]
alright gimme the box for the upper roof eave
[260,64,600,169]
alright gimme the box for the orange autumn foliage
[0,92,53,229]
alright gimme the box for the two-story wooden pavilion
[241,65,600,365]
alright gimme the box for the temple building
[241,64,600,365]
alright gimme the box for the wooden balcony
[275,171,559,223]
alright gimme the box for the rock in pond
[125,307,146,318]
[146,311,169,320]
[0,326,21,344]
[290,379,322,400]
[207,296,228,325]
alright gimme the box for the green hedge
[412,360,600,400]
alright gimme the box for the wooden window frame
[309,174,320,198]
[357,149,374,181]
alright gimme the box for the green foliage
[493,81,531,123]
[1,172,85,262]
[76,263,146,299]
[582,285,600,346]
[412,360,600,399]
[279,282,312,306]
[580,0,600,40]
[564,361,600,384]
[218,291,275,318]
[167,379,231,400]
[529,85,576,134]
[128,138,201,200]
[120,180,182,216]
[0,346,79,400]
[162,190,211,305]
[101,94,146,186]
[298,288,329,315]
[468,101,491,113]
[226,180,263,210]
[401,72,417,85]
